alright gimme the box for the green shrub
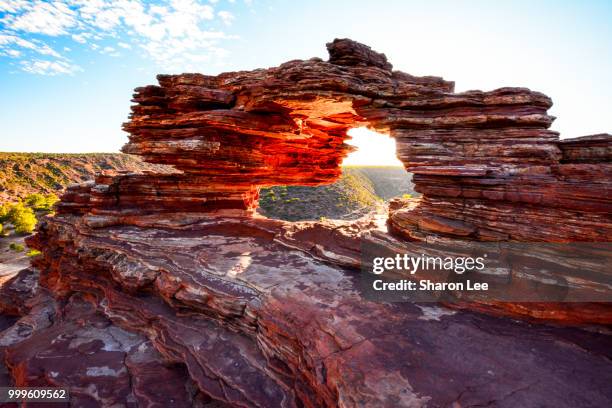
[44,193,60,210]
[0,204,9,223]
[7,202,37,234]
[9,242,25,252]
[25,193,47,209]
[26,249,41,257]
[25,193,59,211]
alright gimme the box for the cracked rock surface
[0,218,609,406]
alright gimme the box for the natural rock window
[259,127,412,221]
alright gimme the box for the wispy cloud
[20,58,81,75]
[0,33,58,56]
[6,1,76,35]
[0,0,239,75]
[218,10,235,26]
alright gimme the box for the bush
[25,193,47,209]
[0,204,9,223]
[25,193,59,211]
[9,242,24,252]
[44,193,60,210]
[26,249,41,257]
[7,202,37,234]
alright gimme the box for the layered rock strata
[1,39,611,406]
[389,135,612,242]
[10,218,611,407]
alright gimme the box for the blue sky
[1,0,611,158]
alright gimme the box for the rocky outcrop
[11,218,612,407]
[389,135,612,242]
[92,39,452,220]
[1,39,611,406]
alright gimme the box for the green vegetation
[259,167,416,221]
[346,166,414,200]
[26,249,42,257]
[25,193,59,211]
[0,152,170,238]
[9,242,25,252]
[0,152,165,202]
[0,193,59,235]
[5,202,37,234]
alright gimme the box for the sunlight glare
[342,127,403,166]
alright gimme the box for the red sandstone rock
[0,268,38,317]
[559,133,612,163]
[9,217,611,407]
[1,39,611,407]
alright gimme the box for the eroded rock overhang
[56,39,610,245]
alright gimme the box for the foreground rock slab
[0,218,605,406]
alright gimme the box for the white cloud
[100,45,120,56]
[1,0,240,74]
[71,32,91,43]
[5,1,77,35]
[20,59,81,75]
[0,1,31,14]
[218,11,234,26]
[149,5,169,16]
[1,49,22,57]
[37,43,62,58]
[0,33,62,58]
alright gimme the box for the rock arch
[58,39,610,244]
[50,38,612,324]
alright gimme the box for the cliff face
[1,39,611,407]
[389,133,611,242]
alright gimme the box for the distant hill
[0,154,415,220]
[0,153,170,203]
[258,166,415,221]
[348,166,415,200]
